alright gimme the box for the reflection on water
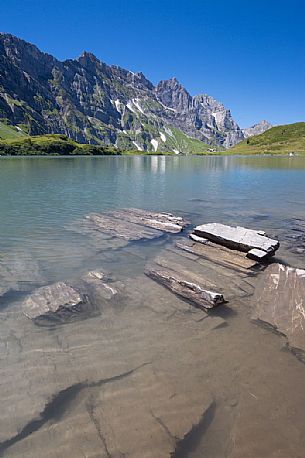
[0,154,304,266]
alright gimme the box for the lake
[0,155,305,457]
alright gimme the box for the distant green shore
[0,134,220,156]
[1,122,305,156]
[228,122,305,155]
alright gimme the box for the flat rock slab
[72,208,188,245]
[252,263,305,351]
[111,208,189,233]
[178,239,258,272]
[193,223,279,256]
[85,212,163,241]
[145,262,225,309]
[22,270,117,323]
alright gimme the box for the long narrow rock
[74,208,189,243]
[193,223,279,256]
[145,265,225,309]
[109,209,187,233]
[177,239,257,271]
[85,213,163,241]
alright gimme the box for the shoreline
[0,153,302,158]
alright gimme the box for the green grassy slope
[0,134,120,155]
[0,127,212,155]
[167,127,212,154]
[229,122,305,155]
[0,121,27,140]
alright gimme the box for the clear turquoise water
[1,155,305,457]
[0,155,304,277]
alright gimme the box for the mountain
[229,122,305,154]
[0,33,261,152]
[242,120,272,138]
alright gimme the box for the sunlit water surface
[1,155,305,457]
[0,154,304,274]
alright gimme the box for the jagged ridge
[0,33,271,152]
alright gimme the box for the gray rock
[193,223,279,255]
[109,208,188,233]
[189,233,209,244]
[145,264,225,309]
[81,271,118,300]
[22,282,85,321]
[252,264,305,351]
[73,208,188,244]
[247,248,270,261]
[22,270,117,323]
[84,213,163,241]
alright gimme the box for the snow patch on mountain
[132,141,142,151]
[133,99,144,114]
[114,99,122,113]
[151,139,158,152]
[126,101,136,113]
[160,132,166,142]
[157,100,177,113]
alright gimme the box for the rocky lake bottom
[1,155,305,457]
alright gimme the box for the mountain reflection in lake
[0,155,305,457]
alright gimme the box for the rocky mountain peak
[155,77,192,111]
[193,94,224,111]
[242,120,272,138]
[78,50,99,61]
[0,32,268,151]
[133,71,154,90]
[77,51,104,72]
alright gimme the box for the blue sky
[1,0,304,127]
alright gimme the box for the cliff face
[0,33,262,151]
[155,80,244,148]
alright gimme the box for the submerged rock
[252,263,305,351]
[85,213,163,241]
[22,270,117,323]
[81,271,118,300]
[22,282,87,321]
[193,223,279,256]
[71,208,189,246]
[145,263,225,309]
[178,239,257,271]
[109,208,189,233]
